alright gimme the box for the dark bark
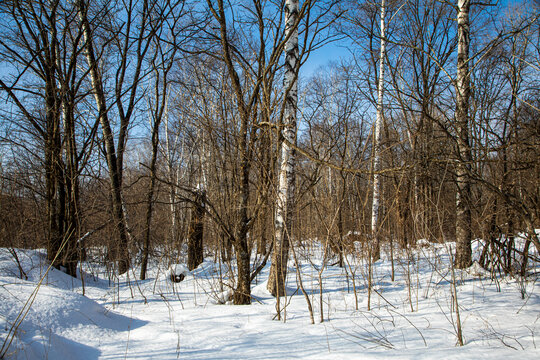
[61,98,81,278]
[233,129,252,304]
[187,189,206,271]
[233,235,252,305]
[140,122,161,280]
[43,3,63,269]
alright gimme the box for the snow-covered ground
[1,239,538,359]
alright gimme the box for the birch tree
[454,0,473,268]
[202,0,331,304]
[267,0,300,300]
[370,0,387,261]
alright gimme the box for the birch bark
[454,0,473,268]
[370,0,387,261]
[267,0,299,298]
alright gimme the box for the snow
[169,263,189,276]
[1,239,539,359]
[168,264,189,283]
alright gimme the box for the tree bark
[187,189,206,271]
[0,1,83,276]
[42,3,66,272]
[370,0,387,261]
[140,109,162,280]
[454,0,473,269]
[61,95,80,277]
[267,0,299,298]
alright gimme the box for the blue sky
[301,41,352,78]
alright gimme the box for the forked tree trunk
[454,0,473,269]
[370,0,387,261]
[267,0,299,298]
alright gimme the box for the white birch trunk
[371,0,387,261]
[454,0,473,268]
[267,0,299,298]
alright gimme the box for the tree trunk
[140,114,162,280]
[370,0,387,261]
[208,0,258,305]
[77,0,130,274]
[234,229,251,304]
[454,0,473,269]
[61,98,80,278]
[187,189,206,271]
[45,106,61,267]
[257,128,273,256]
[44,8,65,270]
[267,0,299,298]
[45,98,64,269]
[233,114,252,305]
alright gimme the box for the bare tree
[0,0,94,276]
[76,0,165,274]
[140,1,188,279]
[202,0,332,304]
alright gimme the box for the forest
[0,0,539,358]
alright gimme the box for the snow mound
[190,260,230,278]
[168,263,189,282]
[169,263,189,276]
[251,281,271,298]
[0,249,147,359]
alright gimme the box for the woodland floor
[1,237,539,359]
